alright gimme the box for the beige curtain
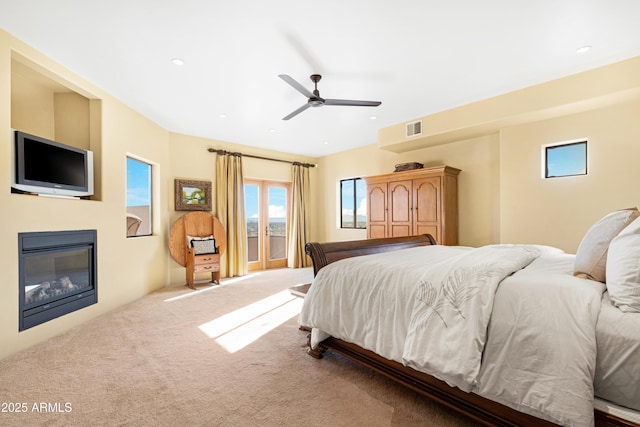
[215,152,248,277]
[287,163,311,268]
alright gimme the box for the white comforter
[299,245,606,427]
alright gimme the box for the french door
[244,180,290,271]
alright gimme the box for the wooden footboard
[303,235,639,427]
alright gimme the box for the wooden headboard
[304,234,437,276]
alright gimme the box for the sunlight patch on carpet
[163,273,262,302]
[198,289,303,353]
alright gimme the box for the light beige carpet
[0,268,480,427]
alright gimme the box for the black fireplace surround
[18,230,97,331]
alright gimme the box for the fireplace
[18,230,97,331]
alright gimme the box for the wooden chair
[168,212,226,289]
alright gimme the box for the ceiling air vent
[406,120,422,138]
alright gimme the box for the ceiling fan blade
[279,74,314,98]
[282,103,311,120]
[324,99,382,107]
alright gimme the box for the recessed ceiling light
[575,45,592,54]
[323,141,329,145]
[171,58,185,66]
[219,114,227,119]
[269,129,277,133]
[370,116,377,120]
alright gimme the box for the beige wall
[500,98,640,252]
[379,56,640,153]
[319,94,640,253]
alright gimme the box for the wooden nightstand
[186,248,220,289]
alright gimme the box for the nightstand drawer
[193,262,220,273]
[194,254,219,265]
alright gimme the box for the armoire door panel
[368,224,387,239]
[390,225,412,237]
[416,225,440,243]
[414,177,440,224]
[368,185,387,222]
[389,180,412,224]
[366,183,388,238]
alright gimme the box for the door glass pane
[268,186,287,260]
[244,184,260,263]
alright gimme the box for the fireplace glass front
[19,230,97,331]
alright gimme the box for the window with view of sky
[126,157,152,236]
[341,178,366,228]
[545,141,587,178]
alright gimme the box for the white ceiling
[1,1,640,158]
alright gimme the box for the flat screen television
[11,130,94,198]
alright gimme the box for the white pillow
[574,208,639,282]
[606,217,640,312]
[186,235,216,255]
[191,238,216,255]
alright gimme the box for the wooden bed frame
[304,234,638,427]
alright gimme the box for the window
[340,178,366,229]
[543,140,587,178]
[126,156,153,237]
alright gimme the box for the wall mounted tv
[11,130,94,198]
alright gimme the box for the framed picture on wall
[174,179,212,211]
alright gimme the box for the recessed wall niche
[10,52,102,200]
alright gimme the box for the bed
[300,232,640,427]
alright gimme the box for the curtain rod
[207,148,317,168]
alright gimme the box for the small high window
[340,178,366,229]
[126,156,153,237]
[544,140,587,178]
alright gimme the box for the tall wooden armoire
[363,165,460,245]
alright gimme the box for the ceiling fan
[278,74,381,120]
